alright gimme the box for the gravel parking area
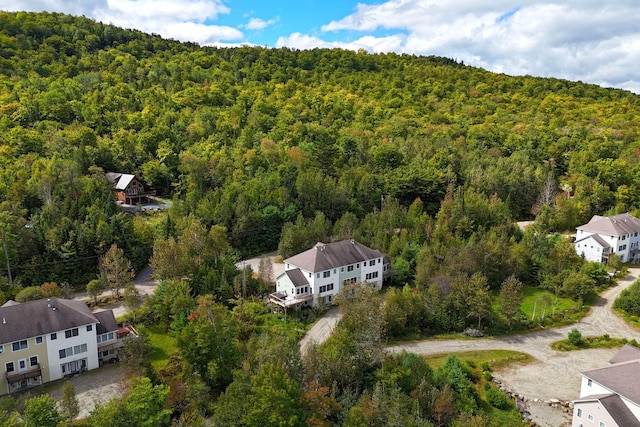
[389,268,640,426]
[46,363,128,419]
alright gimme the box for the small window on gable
[587,379,592,386]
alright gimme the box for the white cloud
[315,0,640,93]
[245,17,278,31]
[1,0,243,43]
[276,32,404,53]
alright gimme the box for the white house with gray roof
[0,298,121,395]
[575,213,640,263]
[270,240,390,309]
[572,344,640,427]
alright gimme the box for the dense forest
[1,11,639,426]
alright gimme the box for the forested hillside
[1,10,639,289]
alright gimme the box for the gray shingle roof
[575,393,640,427]
[575,233,612,248]
[609,344,640,364]
[94,310,118,335]
[583,359,640,406]
[285,240,384,273]
[284,269,309,287]
[578,213,640,236]
[0,298,99,345]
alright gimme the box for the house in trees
[106,172,155,205]
[270,239,390,310]
[572,344,640,426]
[0,298,125,395]
[574,213,640,263]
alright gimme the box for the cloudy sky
[2,0,639,93]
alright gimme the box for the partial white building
[270,239,390,309]
[575,213,640,263]
[0,298,125,395]
[572,344,640,427]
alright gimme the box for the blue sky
[1,0,639,93]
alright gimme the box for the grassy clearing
[422,349,532,371]
[520,286,577,319]
[552,334,639,351]
[144,325,178,371]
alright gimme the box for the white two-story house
[270,239,390,309]
[572,344,640,427]
[0,297,121,395]
[575,213,640,263]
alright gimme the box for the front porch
[6,364,42,393]
[268,291,313,313]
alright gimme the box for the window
[366,271,379,280]
[36,336,43,344]
[587,379,592,386]
[87,325,92,332]
[5,362,14,373]
[356,263,360,268]
[378,258,381,263]
[369,260,375,266]
[18,360,26,370]
[50,333,57,340]
[59,347,73,359]
[65,328,79,339]
[577,408,582,418]
[12,340,27,351]
[316,273,320,278]
[333,269,336,273]
[319,284,335,293]
[340,267,344,272]
[588,414,594,421]
[308,273,311,278]
[0,345,3,354]
[30,356,38,367]
[73,344,87,354]
[347,265,354,272]
[599,421,605,427]
[323,271,330,278]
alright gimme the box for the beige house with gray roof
[575,213,640,263]
[270,239,390,309]
[573,344,640,426]
[0,298,121,395]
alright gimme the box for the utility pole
[381,194,384,211]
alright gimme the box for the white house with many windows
[0,298,122,395]
[572,344,640,427]
[270,239,390,309]
[575,213,640,263]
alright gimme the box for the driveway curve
[388,268,640,403]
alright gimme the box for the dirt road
[388,268,640,426]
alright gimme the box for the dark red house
[106,173,155,205]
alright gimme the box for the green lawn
[144,325,178,371]
[519,286,577,320]
[422,349,532,371]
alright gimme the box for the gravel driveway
[388,268,640,426]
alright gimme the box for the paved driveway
[300,307,341,355]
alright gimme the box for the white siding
[46,324,99,381]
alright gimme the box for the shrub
[486,387,510,409]
[568,328,582,346]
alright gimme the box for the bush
[485,387,510,409]
[568,328,582,346]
